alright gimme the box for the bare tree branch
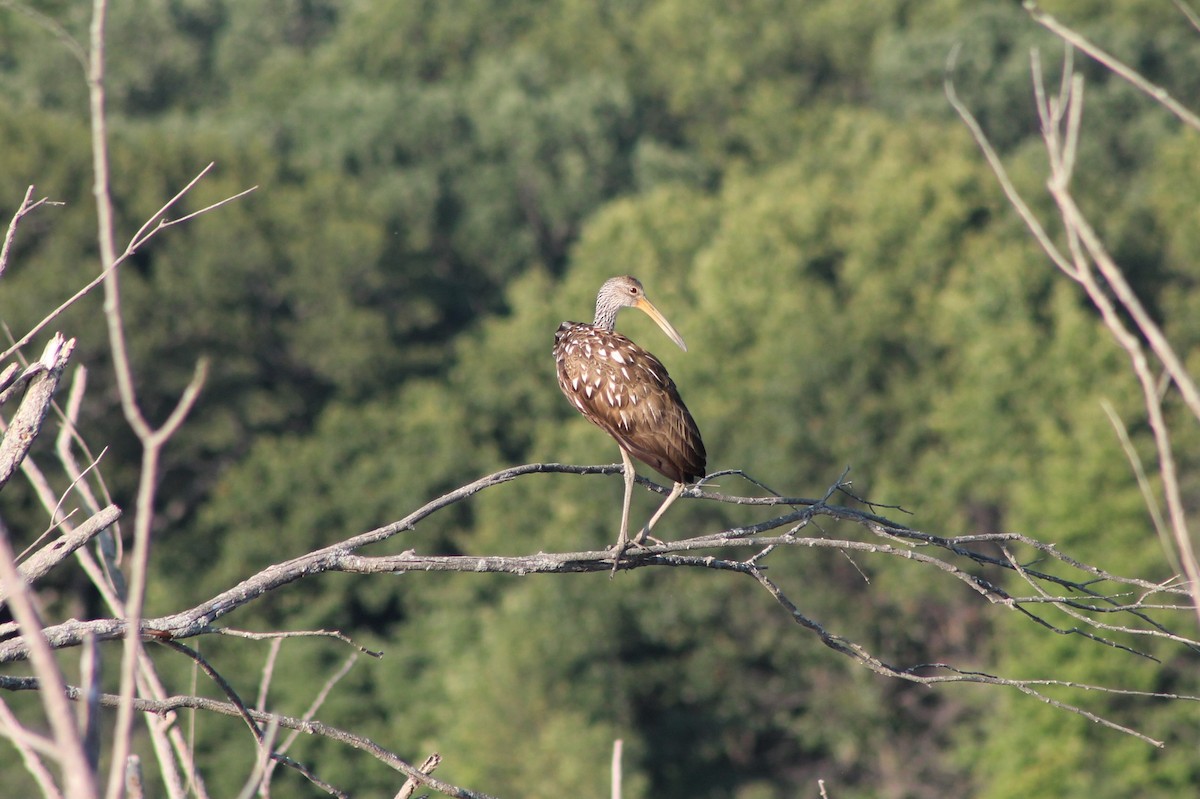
[0,185,62,281]
[0,462,1193,751]
[0,696,63,799]
[262,651,360,796]
[0,677,500,799]
[79,634,101,776]
[1037,70,1200,627]
[210,627,383,657]
[948,37,1200,628]
[0,1,87,72]
[1024,1,1200,132]
[8,391,204,799]
[0,495,97,797]
[73,2,244,790]
[1175,0,1200,35]
[396,753,443,799]
[0,505,121,600]
[0,334,75,491]
[0,170,255,366]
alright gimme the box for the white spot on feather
[610,350,626,364]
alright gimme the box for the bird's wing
[555,325,705,484]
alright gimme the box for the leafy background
[1,1,1199,796]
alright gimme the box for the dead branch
[0,505,121,600]
[0,695,63,798]
[0,484,97,798]
[948,25,1200,627]
[0,675,496,799]
[0,186,62,282]
[0,463,1193,751]
[1024,1,1200,133]
[0,174,255,366]
[395,753,442,799]
[260,651,359,796]
[0,334,75,490]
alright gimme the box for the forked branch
[0,464,1193,752]
[947,12,1200,626]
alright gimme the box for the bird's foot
[609,541,628,578]
[610,537,660,578]
[632,528,664,547]
[609,531,631,579]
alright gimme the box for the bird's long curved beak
[635,296,688,352]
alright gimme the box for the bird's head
[596,275,688,352]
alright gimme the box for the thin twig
[17,447,110,564]
[273,651,359,760]
[1032,60,1200,628]
[235,718,281,799]
[211,627,384,657]
[0,696,63,799]
[3,505,121,599]
[1175,0,1200,35]
[0,463,1194,755]
[0,677,499,799]
[395,753,442,799]
[0,507,98,797]
[53,366,119,554]
[0,186,59,281]
[944,47,1077,278]
[950,41,1200,627]
[263,651,362,795]
[1102,400,1175,573]
[749,565,1175,747]
[163,639,361,798]
[1024,1,1200,132]
[0,1,87,72]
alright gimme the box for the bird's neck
[593,302,618,331]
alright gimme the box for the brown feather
[554,322,705,483]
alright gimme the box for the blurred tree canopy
[1,0,1199,797]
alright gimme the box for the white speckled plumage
[553,276,706,567]
[554,322,704,483]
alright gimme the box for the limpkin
[554,276,706,569]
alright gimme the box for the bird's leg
[635,481,684,545]
[610,448,638,576]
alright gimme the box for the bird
[553,275,706,571]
